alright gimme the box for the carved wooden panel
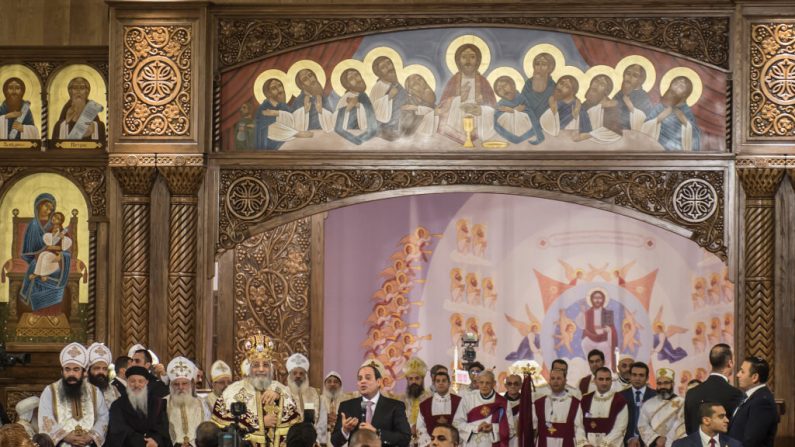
[750,23,795,138]
[217,16,729,69]
[233,218,311,381]
[218,168,726,259]
[122,25,192,137]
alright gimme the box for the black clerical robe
[107,392,171,447]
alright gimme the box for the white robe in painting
[167,395,211,447]
[0,102,39,140]
[637,395,686,447]
[33,232,72,277]
[453,391,513,447]
[442,75,497,142]
[582,391,628,447]
[38,380,109,447]
[532,393,587,447]
[585,104,622,143]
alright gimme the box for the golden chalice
[462,115,475,148]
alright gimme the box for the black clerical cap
[126,366,152,380]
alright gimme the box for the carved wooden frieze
[218,168,726,259]
[217,16,729,70]
[233,217,311,381]
[123,25,192,137]
[750,23,795,138]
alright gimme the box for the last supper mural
[220,28,727,152]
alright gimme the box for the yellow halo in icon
[522,44,566,80]
[363,47,405,77]
[48,64,107,138]
[445,34,492,76]
[553,66,587,101]
[659,67,703,107]
[581,65,623,99]
[330,59,378,97]
[0,64,42,134]
[486,67,525,93]
[399,64,437,93]
[286,59,328,101]
[614,55,657,92]
[253,69,290,105]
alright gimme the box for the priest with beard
[0,77,39,140]
[287,353,321,424]
[417,371,461,447]
[38,342,109,446]
[317,371,350,446]
[205,360,233,411]
[165,357,210,447]
[398,358,433,446]
[107,366,171,447]
[638,368,686,447]
[212,333,301,447]
[452,370,512,447]
[87,343,121,409]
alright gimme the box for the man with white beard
[38,342,109,446]
[452,370,512,447]
[317,371,349,446]
[53,77,105,140]
[166,356,210,447]
[532,368,586,447]
[87,342,121,409]
[107,366,171,446]
[212,332,301,447]
[638,368,686,447]
[287,353,321,422]
[205,360,233,410]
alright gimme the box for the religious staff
[580,367,628,447]
[452,370,512,447]
[532,368,586,447]
[38,342,109,447]
[212,333,301,447]
[417,371,461,447]
[638,368,686,447]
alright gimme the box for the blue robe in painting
[289,92,332,130]
[0,101,35,140]
[521,78,556,121]
[505,334,541,361]
[613,89,653,130]
[646,103,701,151]
[334,92,378,145]
[556,99,592,133]
[19,193,72,312]
[255,100,291,150]
[493,96,544,145]
[654,333,688,363]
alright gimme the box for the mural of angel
[692,321,706,354]
[651,306,688,363]
[707,272,721,305]
[472,223,487,257]
[721,267,734,303]
[465,317,480,337]
[554,309,577,353]
[482,276,497,309]
[692,277,706,309]
[505,304,542,361]
[455,219,471,254]
[707,317,721,346]
[366,304,396,328]
[585,262,610,282]
[558,259,584,285]
[678,370,693,396]
[362,328,393,356]
[465,272,482,305]
[373,279,400,304]
[621,308,643,353]
[722,313,733,344]
[612,260,636,286]
[450,313,465,343]
[482,322,497,354]
[450,268,465,302]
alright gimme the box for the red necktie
[709,438,716,447]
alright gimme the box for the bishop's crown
[244,332,275,361]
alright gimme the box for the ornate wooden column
[737,166,783,382]
[158,155,206,360]
[111,155,158,349]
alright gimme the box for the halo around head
[585,287,610,308]
[253,69,290,104]
[554,66,588,101]
[286,59,328,100]
[582,65,623,99]
[0,64,43,134]
[486,67,525,93]
[659,66,703,106]
[614,55,657,92]
[48,64,106,138]
[330,59,377,97]
[399,64,437,93]
[363,46,405,77]
[523,44,566,80]
[445,34,492,75]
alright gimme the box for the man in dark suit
[672,402,741,447]
[728,356,778,447]
[331,362,412,447]
[684,344,745,434]
[621,362,656,446]
[112,355,131,396]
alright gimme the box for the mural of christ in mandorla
[221,28,727,152]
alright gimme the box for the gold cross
[548,426,556,435]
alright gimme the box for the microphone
[360,399,368,424]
